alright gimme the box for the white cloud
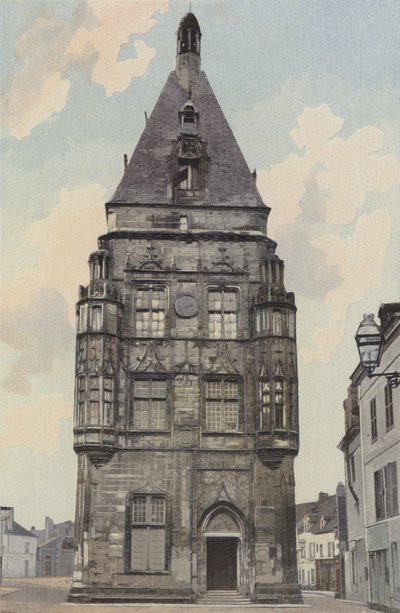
[258,104,400,232]
[0,394,72,455]
[1,0,168,138]
[256,105,400,363]
[1,184,106,393]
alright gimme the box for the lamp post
[355,313,400,388]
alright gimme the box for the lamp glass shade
[355,313,384,375]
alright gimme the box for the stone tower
[69,13,300,604]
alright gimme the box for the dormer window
[182,105,195,127]
[179,102,199,135]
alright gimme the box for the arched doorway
[199,504,248,594]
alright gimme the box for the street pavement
[0,581,379,613]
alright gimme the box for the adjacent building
[69,13,301,605]
[295,492,341,593]
[340,303,400,613]
[0,507,37,578]
[33,516,74,577]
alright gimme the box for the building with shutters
[0,507,37,578]
[69,13,300,605]
[339,303,400,612]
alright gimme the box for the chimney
[318,492,329,504]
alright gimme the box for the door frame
[206,536,239,590]
[197,502,248,595]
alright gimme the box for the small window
[129,495,167,572]
[180,215,188,231]
[320,544,324,557]
[370,398,377,441]
[25,542,30,554]
[328,542,332,557]
[208,289,238,339]
[385,384,394,429]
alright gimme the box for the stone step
[197,590,252,605]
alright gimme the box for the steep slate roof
[296,494,338,535]
[7,520,37,538]
[111,71,264,208]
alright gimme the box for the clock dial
[175,294,198,318]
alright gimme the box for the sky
[1,0,399,530]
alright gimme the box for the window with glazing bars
[130,495,166,572]
[103,377,113,426]
[76,376,85,425]
[205,380,239,431]
[259,380,271,430]
[88,376,100,424]
[274,380,285,428]
[208,289,238,339]
[136,288,166,337]
[132,380,167,430]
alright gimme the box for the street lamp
[355,313,400,388]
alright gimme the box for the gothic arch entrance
[198,504,248,594]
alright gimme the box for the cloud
[2,0,168,138]
[0,394,72,455]
[1,184,106,393]
[1,288,74,395]
[258,104,400,232]
[256,104,400,362]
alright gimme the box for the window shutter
[374,470,383,520]
[131,527,148,570]
[149,528,166,570]
[390,462,398,515]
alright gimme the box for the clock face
[175,294,198,318]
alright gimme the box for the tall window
[129,495,167,572]
[90,305,102,331]
[208,289,238,339]
[136,288,166,337]
[259,380,271,430]
[274,380,285,428]
[103,377,113,426]
[370,398,377,441]
[374,461,398,520]
[272,310,282,335]
[76,376,86,425]
[205,379,239,432]
[258,379,288,430]
[132,379,167,430]
[88,376,100,424]
[78,304,87,332]
[385,384,394,429]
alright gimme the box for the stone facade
[69,13,300,604]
